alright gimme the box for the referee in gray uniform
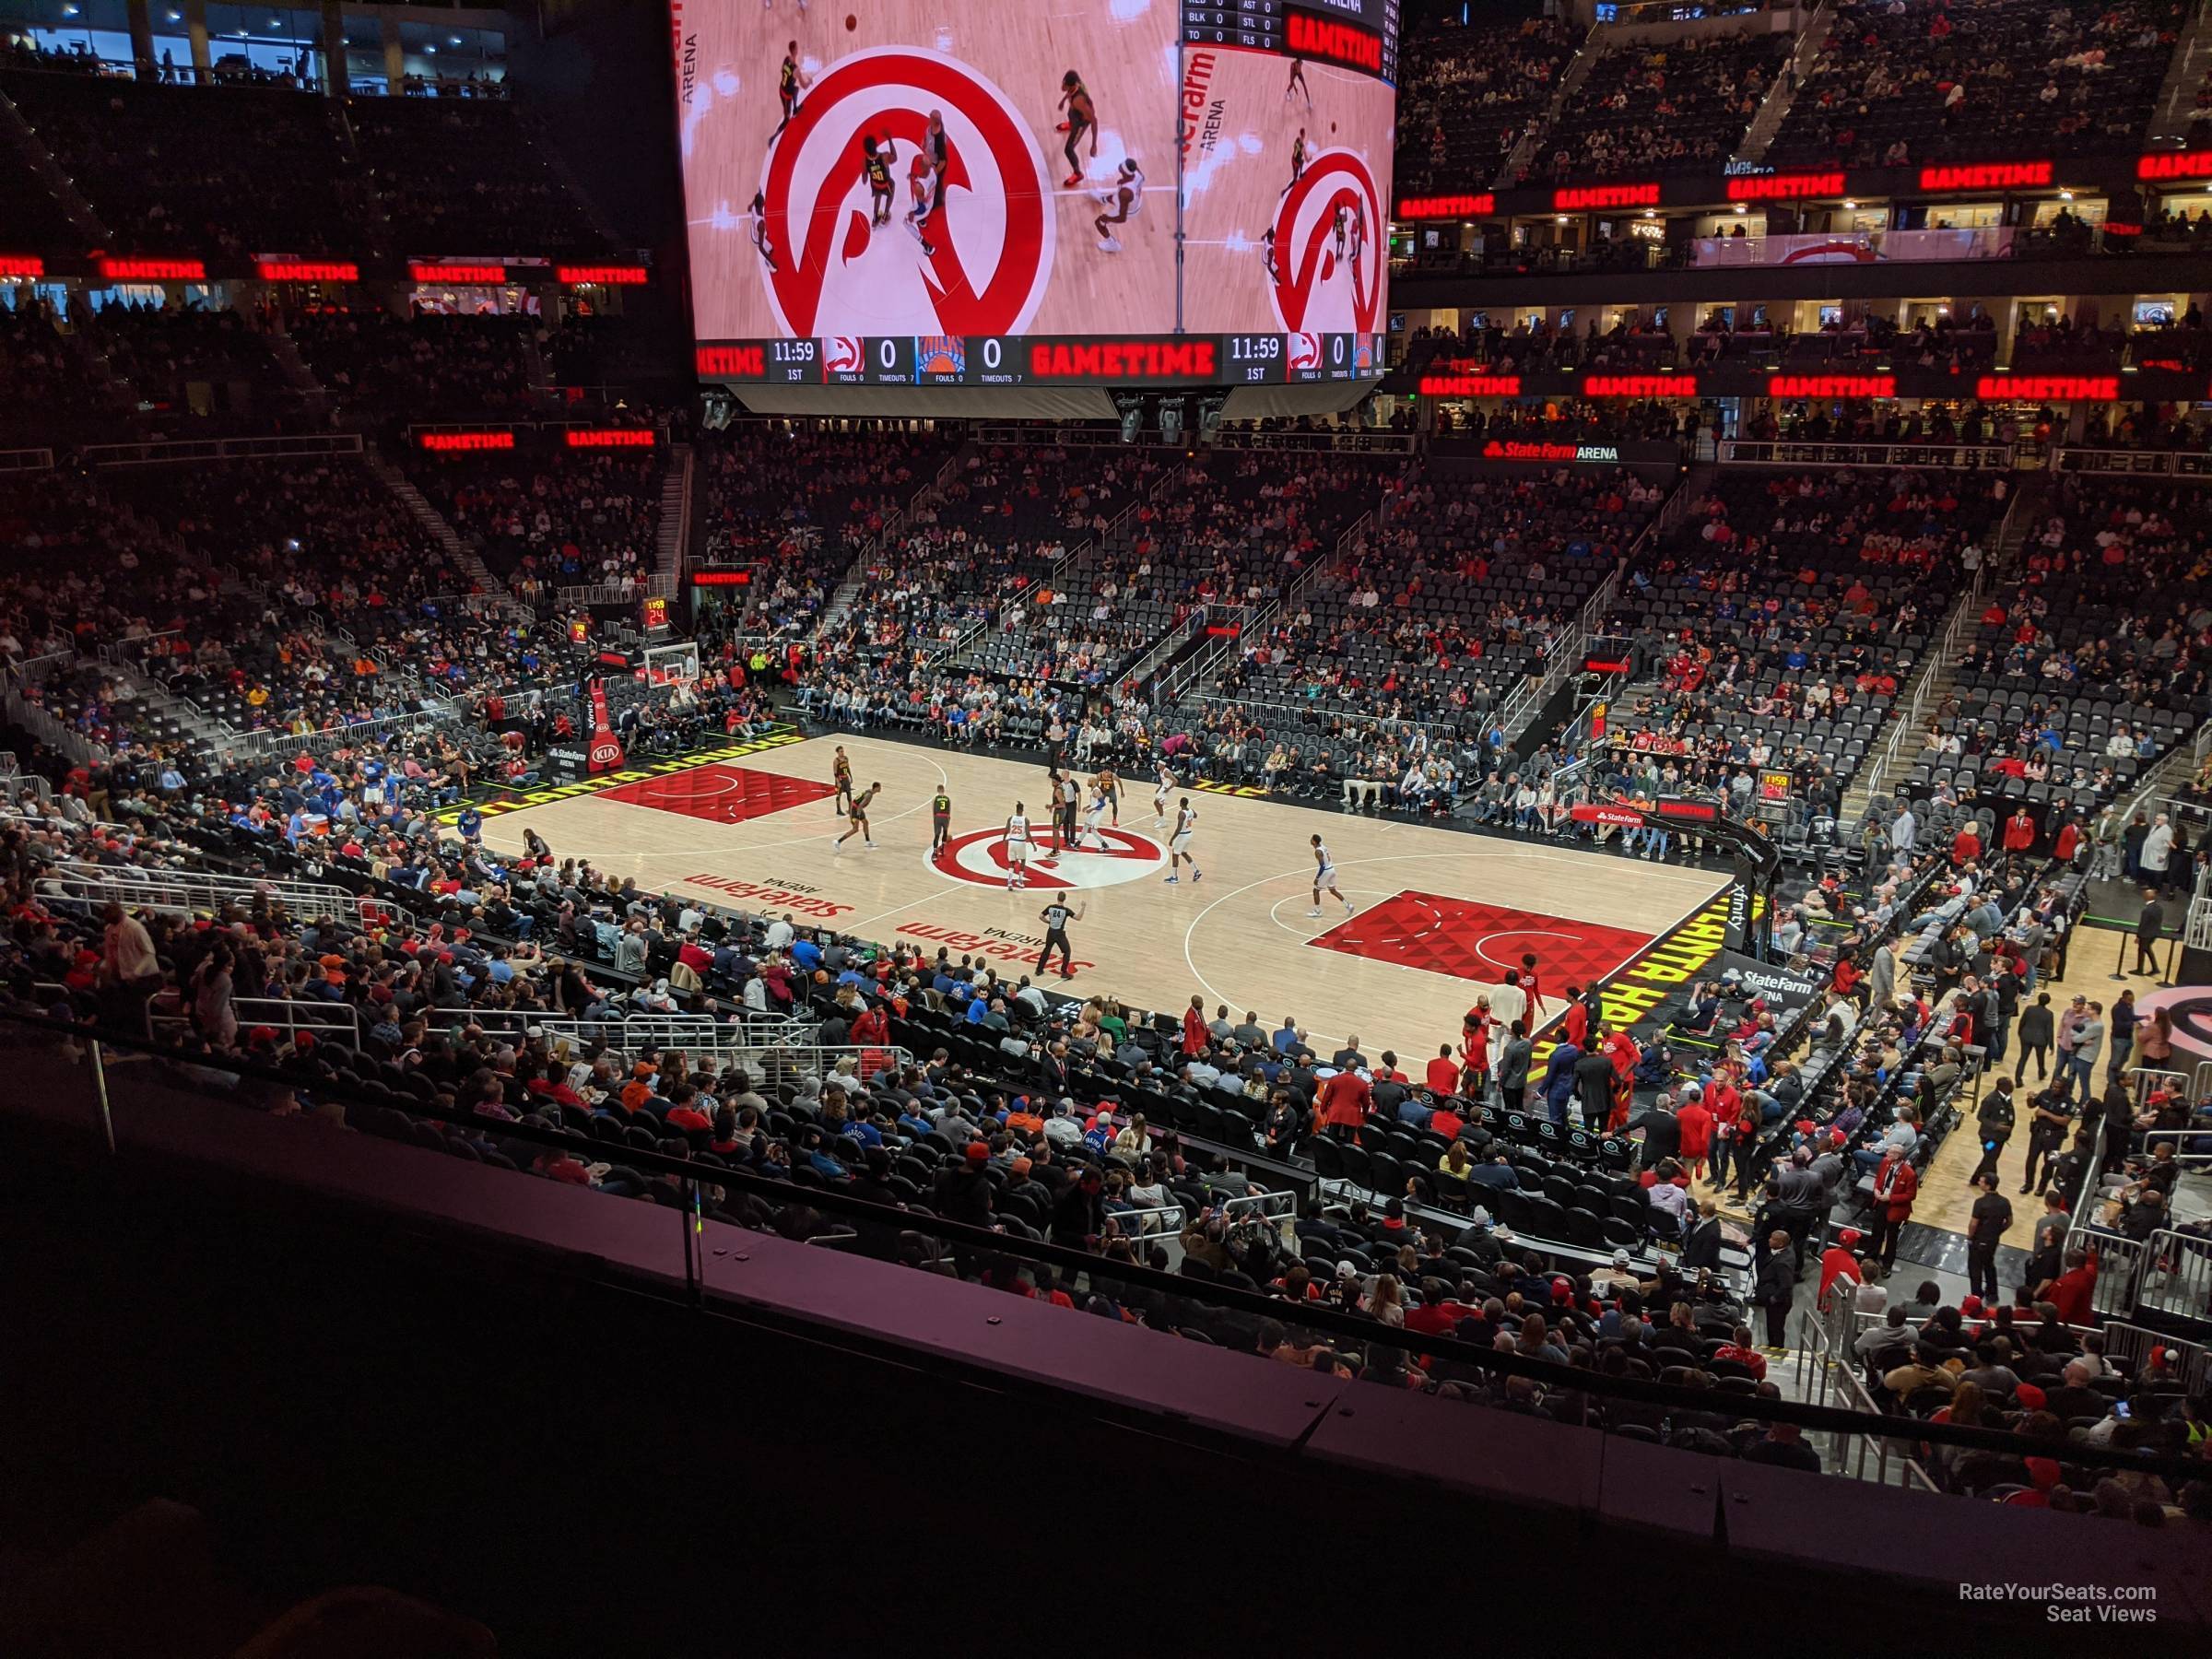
[1037,897,1087,979]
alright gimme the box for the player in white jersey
[1164,798,1202,884]
[1309,831,1352,916]
[1153,761,1176,828]
[1004,803,1033,889]
[1078,783,1110,849]
[1093,157,1143,253]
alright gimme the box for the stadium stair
[261,326,335,424]
[1735,3,1830,164]
[652,441,690,600]
[1497,22,1600,186]
[0,77,112,244]
[366,451,502,599]
[2147,0,2212,147]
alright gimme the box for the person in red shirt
[1521,952,1547,1020]
[1952,823,1983,866]
[1316,1066,1372,1138]
[2053,817,2081,864]
[1677,1089,1714,1182]
[1816,1227,1865,1311]
[1711,1324,1769,1381]
[2048,1247,2099,1326]
[1560,988,1589,1051]
[1428,1101,1465,1140]
[1181,995,1208,1057]
[2000,807,2035,853]
[1425,1043,1461,1098]
[1869,1147,1917,1270]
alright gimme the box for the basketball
[845,12,856,29]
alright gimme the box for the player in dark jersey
[834,782,880,852]
[1285,54,1311,110]
[863,134,897,227]
[1332,204,1348,260]
[749,188,777,273]
[831,744,853,815]
[917,110,950,227]
[1287,126,1308,194]
[772,41,808,139]
[1058,71,1098,187]
[1098,767,1120,827]
[1261,225,1279,284]
[929,786,953,853]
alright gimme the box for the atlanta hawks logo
[1269,149,1383,337]
[759,48,1053,338]
[930,827,1165,890]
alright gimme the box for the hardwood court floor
[477,735,1725,1068]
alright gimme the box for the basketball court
[466,734,1726,1065]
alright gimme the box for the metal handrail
[42,860,363,925]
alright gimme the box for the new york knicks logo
[1269,149,1382,337]
[931,827,1164,890]
[759,48,1053,338]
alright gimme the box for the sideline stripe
[433,730,805,825]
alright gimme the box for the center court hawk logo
[1269,148,1383,338]
[760,48,1053,338]
[931,827,1165,890]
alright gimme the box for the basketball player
[1036,896,1086,980]
[1152,759,1176,828]
[1261,226,1279,285]
[831,744,853,815]
[863,133,897,228]
[1079,781,1110,850]
[1288,127,1308,194]
[1004,801,1033,889]
[1058,71,1098,186]
[834,782,880,852]
[1093,156,1143,253]
[772,41,809,140]
[749,188,777,273]
[1332,204,1348,262]
[930,785,953,854]
[903,151,937,256]
[1309,833,1352,917]
[918,110,950,226]
[1285,54,1310,109]
[1098,766,1120,827]
[1164,797,1202,884]
[1347,201,1365,268]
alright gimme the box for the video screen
[1178,45,1393,364]
[676,0,1177,343]
[672,1,1394,384]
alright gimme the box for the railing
[1691,227,2017,266]
[555,582,644,607]
[1496,515,1645,746]
[152,995,361,1048]
[1852,504,2003,824]
[0,446,55,473]
[2136,1228,2212,1328]
[1209,429,1418,453]
[42,861,364,926]
[1718,440,2015,471]
[1112,1202,1188,1237]
[78,433,364,467]
[13,998,2209,1508]
[2053,446,2212,480]
[206,709,455,764]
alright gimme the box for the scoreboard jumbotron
[696,332,1384,387]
